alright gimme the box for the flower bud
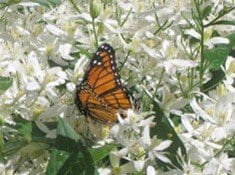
[90,0,102,19]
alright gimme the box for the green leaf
[0,0,20,9]
[18,122,32,142]
[57,117,80,141]
[11,114,32,142]
[0,76,13,91]
[0,131,4,152]
[0,155,7,164]
[212,20,235,26]
[228,136,235,157]
[46,149,70,175]
[170,114,181,127]
[47,59,69,69]
[10,114,53,144]
[2,140,28,156]
[150,101,187,171]
[47,118,98,175]
[55,118,84,152]
[89,144,117,163]
[26,0,62,8]
[75,45,93,58]
[204,46,229,70]
[58,151,98,175]
[202,4,212,18]
[202,68,225,93]
[227,33,235,50]
[1,114,53,160]
[202,33,234,92]
[12,114,46,137]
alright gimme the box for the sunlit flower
[203,153,235,175]
[223,56,235,92]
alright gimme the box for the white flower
[203,153,235,175]
[190,92,235,141]
[204,37,230,48]
[98,168,111,175]
[223,56,235,92]
[18,2,40,7]
[159,59,198,75]
[147,166,156,175]
[66,82,76,92]
[26,81,40,91]
[184,29,201,40]
[46,24,67,36]
[58,43,74,60]
[109,150,145,174]
[45,67,67,88]
[190,97,217,124]
[148,140,172,163]
[141,43,160,59]
[74,55,89,80]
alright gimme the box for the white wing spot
[112,66,115,70]
[114,73,118,76]
[104,46,108,50]
[93,60,97,64]
[101,45,104,49]
[108,49,111,53]
[98,62,102,65]
[110,55,113,58]
[110,60,114,64]
[96,52,99,55]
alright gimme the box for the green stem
[194,0,204,90]
[156,69,165,90]
[204,7,235,27]
[69,0,81,14]
[120,7,132,27]
[176,72,187,97]
[92,18,98,48]
[27,87,43,107]
[152,68,165,98]
[118,50,131,71]
[199,25,204,89]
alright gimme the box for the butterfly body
[76,43,133,122]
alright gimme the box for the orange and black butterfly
[75,43,134,122]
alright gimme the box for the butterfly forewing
[76,43,133,122]
[85,47,118,95]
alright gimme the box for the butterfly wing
[76,83,123,122]
[76,43,133,122]
[84,44,121,95]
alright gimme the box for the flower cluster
[0,0,234,174]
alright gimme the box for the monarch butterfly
[75,43,134,122]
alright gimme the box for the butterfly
[75,43,133,123]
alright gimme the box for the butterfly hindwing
[102,88,132,108]
[76,83,118,122]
